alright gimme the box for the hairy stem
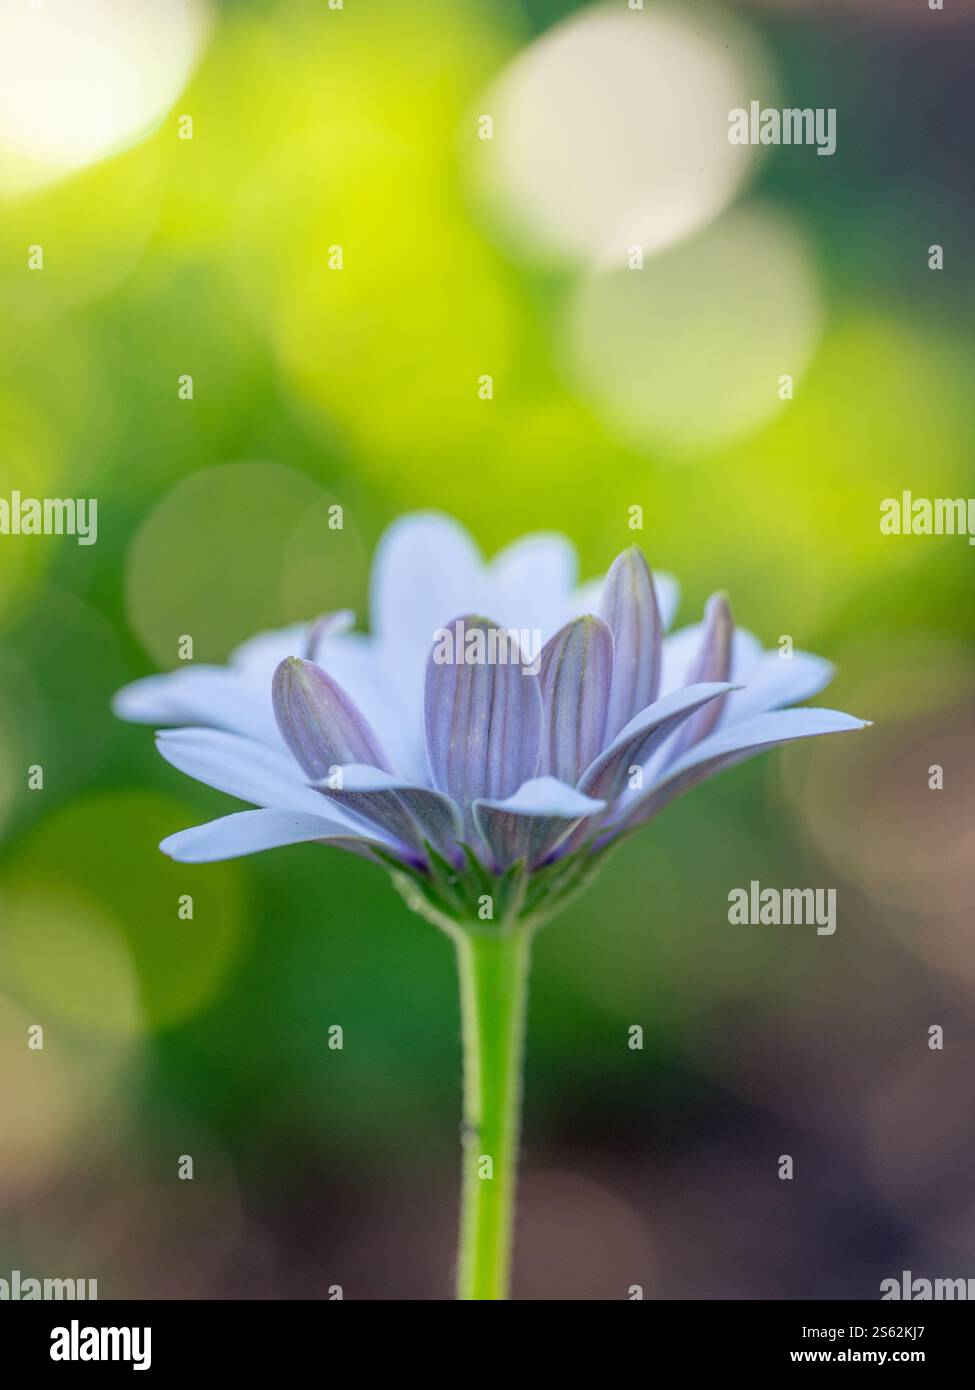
[454,923,533,1300]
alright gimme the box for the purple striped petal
[273,656,392,781]
[573,569,679,635]
[311,764,463,863]
[160,808,392,863]
[665,593,734,760]
[599,546,663,741]
[618,707,870,832]
[424,616,542,840]
[578,681,739,809]
[473,777,605,871]
[659,623,762,701]
[538,616,613,785]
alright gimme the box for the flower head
[114,513,867,928]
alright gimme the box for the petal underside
[599,546,663,742]
[619,707,870,831]
[425,616,542,839]
[311,763,463,864]
[160,808,393,864]
[273,656,392,780]
[473,777,605,871]
[538,615,614,786]
[578,681,738,807]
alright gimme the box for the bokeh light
[563,203,823,452]
[474,2,775,266]
[0,992,138,1206]
[126,461,366,667]
[1,791,248,1031]
[0,0,211,198]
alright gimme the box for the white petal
[670,706,868,772]
[652,572,681,631]
[620,707,869,829]
[723,651,834,723]
[155,727,360,824]
[371,512,485,679]
[659,623,763,698]
[160,809,379,863]
[229,621,323,677]
[115,621,378,754]
[113,669,280,745]
[489,533,578,638]
[570,577,604,618]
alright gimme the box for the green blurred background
[1,0,973,1298]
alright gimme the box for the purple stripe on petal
[473,777,605,871]
[273,656,392,781]
[599,546,663,742]
[312,764,463,864]
[665,593,735,761]
[539,616,613,785]
[425,616,542,840]
[576,681,737,822]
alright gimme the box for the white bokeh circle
[563,202,823,453]
[474,1,776,265]
[0,0,211,196]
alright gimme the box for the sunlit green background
[1,0,973,1299]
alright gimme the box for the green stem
[454,923,533,1301]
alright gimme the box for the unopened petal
[424,616,542,839]
[665,593,734,759]
[273,656,392,781]
[538,616,613,785]
[599,546,663,741]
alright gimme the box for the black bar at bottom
[1,1298,969,1373]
